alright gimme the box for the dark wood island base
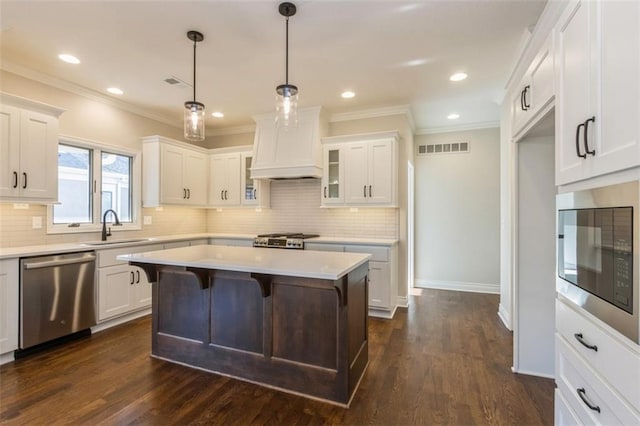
[134,261,369,407]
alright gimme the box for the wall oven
[557,180,639,344]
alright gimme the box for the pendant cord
[285,16,289,85]
[193,38,197,103]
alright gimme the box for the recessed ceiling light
[449,72,468,82]
[211,112,224,118]
[58,54,80,64]
[106,87,123,95]
[341,91,355,99]
[447,113,460,120]
[402,58,430,67]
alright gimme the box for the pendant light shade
[276,2,298,129]
[184,30,205,141]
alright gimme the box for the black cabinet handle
[187,188,191,199]
[584,116,596,156]
[520,89,525,111]
[224,190,228,200]
[253,189,257,200]
[576,123,586,158]
[577,388,601,413]
[523,85,531,109]
[12,171,18,188]
[136,270,140,284]
[183,189,186,199]
[220,190,224,200]
[363,185,367,197]
[22,172,27,189]
[324,186,327,198]
[369,185,372,197]
[130,271,135,285]
[574,333,598,352]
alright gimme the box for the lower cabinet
[305,241,398,318]
[0,259,19,355]
[209,238,253,247]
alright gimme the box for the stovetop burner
[253,233,319,249]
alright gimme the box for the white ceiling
[0,0,546,134]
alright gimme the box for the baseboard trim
[396,296,409,308]
[498,303,512,331]
[0,351,15,366]
[368,305,398,319]
[511,367,555,380]
[414,279,500,295]
[91,308,151,334]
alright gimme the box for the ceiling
[0,0,546,135]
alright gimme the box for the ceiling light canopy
[184,30,205,142]
[447,113,460,120]
[106,87,123,95]
[341,91,355,99]
[58,54,80,64]
[449,72,468,82]
[275,2,298,129]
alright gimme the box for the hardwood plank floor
[0,289,554,425]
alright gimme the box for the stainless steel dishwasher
[20,251,97,350]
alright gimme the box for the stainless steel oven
[557,181,639,343]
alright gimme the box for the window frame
[47,135,141,235]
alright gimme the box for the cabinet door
[367,140,393,204]
[19,110,58,200]
[0,105,21,198]
[183,150,207,205]
[98,264,135,321]
[0,259,19,354]
[344,143,368,204]
[161,145,186,204]
[132,266,152,309]
[529,36,554,117]
[368,261,390,309]
[241,153,257,205]
[589,0,640,177]
[210,153,240,206]
[556,0,593,185]
[511,82,531,137]
[321,145,344,205]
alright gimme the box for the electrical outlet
[143,216,152,225]
[32,216,42,229]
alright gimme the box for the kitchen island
[119,245,370,406]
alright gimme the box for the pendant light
[276,2,298,129]
[184,30,205,141]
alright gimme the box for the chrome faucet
[101,209,122,241]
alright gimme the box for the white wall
[414,127,500,293]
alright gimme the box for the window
[48,136,140,234]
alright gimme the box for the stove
[253,233,319,250]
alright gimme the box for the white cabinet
[210,152,241,206]
[321,131,398,207]
[555,299,640,423]
[241,153,270,208]
[251,106,328,179]
[0,94,64,202]
[511,34,554,138]
[0,259,18,355]
[556,0,640,185]
[142,135,208,207]
[305,241,398,318]
[209,238,252,247]
[96,243,163,321]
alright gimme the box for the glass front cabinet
[241,152,270,208]
[321,145,344,205]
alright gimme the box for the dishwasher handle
[23,254,96,270]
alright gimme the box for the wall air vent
[417,141,470,156]
[164,75,191,89]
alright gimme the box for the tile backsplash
[207,180,399,238]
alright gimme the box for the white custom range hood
[250,106,328,179]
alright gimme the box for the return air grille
[164,75,191,89]
[417,141,470,156]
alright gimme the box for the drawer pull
[574,333,598,352]
[577,388,601,413]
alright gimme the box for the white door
[98,265,135,320]
[183,150,208,205]
[0,259,19,354]
[367,140,393,204]
[344,143,368,204]
[161,145,186,204]
[132,266,152,309]
[0,106,20,198]
[19,110,58,200]
[322,145,344,205]
[368,261,390,309]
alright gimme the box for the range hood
[251,106,328,179]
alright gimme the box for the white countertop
[118,245,370,280]
[307,236,398,246]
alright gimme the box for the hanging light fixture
[276,2,298,129]
[184,30,205,141]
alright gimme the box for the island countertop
[118,245,370,280]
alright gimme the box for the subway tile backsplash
[207,180,399,238]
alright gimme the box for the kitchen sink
[81,238,152,246]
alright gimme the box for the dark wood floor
[0,289,554,425]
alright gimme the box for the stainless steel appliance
[557,180,639,343]
[253,233,319,249]
[20,251,97,349]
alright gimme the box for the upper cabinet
[251,106,328,179]
[556,0,640,185]
[142,135,208,207]
[511,34,555,138]
[0,93,64,202]
[209,146,270,208]
[321,131,398,207]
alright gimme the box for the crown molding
[329,104,415,131]
[415,120,500,135]
[208,124,256,137]
[1,61,182,129]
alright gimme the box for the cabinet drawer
[556,299,640,407]
[556,334,640,424]
[304,243,345,252]
[344,245,388,262]
[555,388,581,426]
[97,244,164,268]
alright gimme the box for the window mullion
[93,148,101,225]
